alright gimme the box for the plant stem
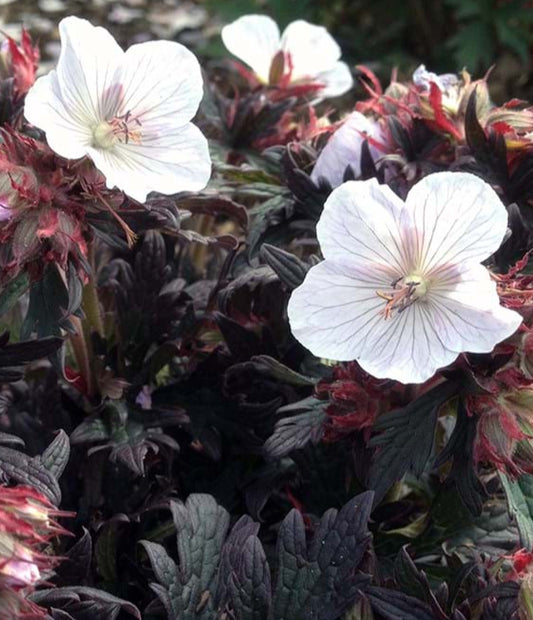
[82,275,104,338]
[190,214,211,275]
[70,315,94,397]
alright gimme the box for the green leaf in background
[447,21,495,71]
[500,472,533,549]
[0,272,29,319]
[203,0,313,27]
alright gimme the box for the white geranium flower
[288,172,522,384]
[24,16,211,203]
[221,14,353,100]
[413,64,458,93]
[311,111,384,188]
[413,64,462,114]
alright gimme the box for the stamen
[108,111,142,145]
[92,111,142,149]
[377,275,426,320]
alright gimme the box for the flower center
[377,274,428,320]
[92,111,142,149]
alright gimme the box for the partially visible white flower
[311,111,384,188]
[221,14,353,100]
[413,64,462,114]
[0,543,40,588]
[413,64,458,92]
[288,172,522,384]
[0,167,30,221]
[24,16,211,203]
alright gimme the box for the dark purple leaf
[369,378,461,504]
[263,398,326,459]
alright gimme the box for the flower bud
[268,50,287,86]
[520,573,533,620]
[0,538,40,590]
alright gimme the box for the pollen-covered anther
[109,111,142,144]
[377,275,427,320]
[92,111,142,149]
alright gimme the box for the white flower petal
[288,259,454,384]
[88,122,211,202]
[311,112,382,188]
[55,16,123,123]
[117,40,203,127]
[24,16,123,159]
[405,171,509,272]
[413,64,458,92]
[317,179,410,273]
[428,262,522,353]
[289,172,521,385]
[314,61,353,100]
[221,15,280,82]
[355,304,457,384]
[280,20,341,80]
[288,259,396,359]
[24,73,93,159]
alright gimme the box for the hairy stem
[69,315,94,397]
[82,275,104,338]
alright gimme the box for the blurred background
[2,0,533,102]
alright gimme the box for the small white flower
[311,111,384,188]
[24,16,211,203]
[221,14,353,100]
[288,172,522,384]
[413,64,458,93]
[413,64,462,114]
[1,544,40,588]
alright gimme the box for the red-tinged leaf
[491,120,514,135]
[64,367,89,395]
[428,82,462,141]
[503,98,528,108]
[356,65,383,95]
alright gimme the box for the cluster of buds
[0,485,69,618]
[0,29,39,106]
[356,64,533,147]
[317,362,426,442]
[465,265,533,475]
[0,128,93,285]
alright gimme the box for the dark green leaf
[436,399,485,516]
[140,541,178,590]
[0,446,61,504]
[0,432,25,447]
[369,379,460,503]
[260,244,309,290]
[39,430,70,479]
[263,398,326,459]
[70,418,109,444]
[365,586,434,620]
[248,355,315,387]
[55,528,93,586]
[145,494,230,619]
[30,586,141,619]
[223,519,271,620]
[95,521,124,583]
[0,271,29,317]
[499,472,533,548]
[0,335,63,367]
[271,491,373,619]
[21,263,71,339]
